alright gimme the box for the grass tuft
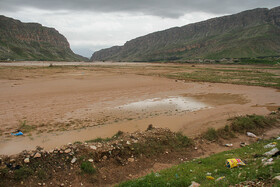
[14,167,33,181]
[81,161,96,174]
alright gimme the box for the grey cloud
[1,0,279,18]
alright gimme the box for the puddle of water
[116,97,208,112]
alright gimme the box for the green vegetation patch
[203,114,277,141]
[85,131,124,143]
[118,138,280,187]
[19,120,36,133]
[166,66,280,88]
[81,161,97,174]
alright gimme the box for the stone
[90,145,97,150]
[189,181,200,187]
[88,159,94,162]
[33,152,41,158]
[71,157,77,164]
[64,149,71,154]
[24,158,30,163]
[128,158,135,162]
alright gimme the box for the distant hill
[91,6,280,62]
[0,15,87,61]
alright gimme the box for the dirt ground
[0,62,280,155]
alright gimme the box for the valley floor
[0,61,279,155]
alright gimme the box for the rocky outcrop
[0,15,87,61]
[91,6,280,62]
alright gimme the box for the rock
[128,158,135,162]
[88,159,94,162]
[64,149,71,154]
[189,181,200,187]
[71,157,77,164]
[24,158,30,163]
[273,176,280,181]
[33,152,41,158]
[90,145,97,150]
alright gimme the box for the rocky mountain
[91,6,280,62]
[0,15,87,61]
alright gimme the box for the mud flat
[0,62,279,155]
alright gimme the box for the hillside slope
[0,15,87,61]
[91,6,280,62]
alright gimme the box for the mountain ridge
[91,6,280,62]
[0,15,87,61]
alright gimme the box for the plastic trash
[11,131,23,136]
[226,158,246,168]
[206,176,214,180]
[216,176,225,181]
[264,148,279,156]
[264,142,277,148]
[240,142,246,147]
[225,144,233,147]
[247,132,257,138]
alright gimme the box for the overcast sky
[1,0,280,58]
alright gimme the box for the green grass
[166,67,280,88]
[131,132,192,157]
[203,128,219,141]
[80,161,97,174]
[118,138,280,187]
[19,120,35,133]
[230,115,277,134]
[202,114,277,141]
[85,131,124,143]
[14,167,33,181]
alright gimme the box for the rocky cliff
[0,15,87,61]
[91,6,280,62]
